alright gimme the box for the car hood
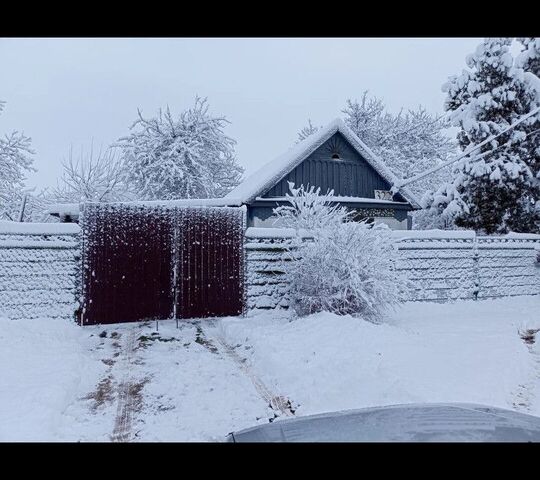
[228,403,540,442]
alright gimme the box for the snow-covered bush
[287,221,405,321]
[274,183,406,322]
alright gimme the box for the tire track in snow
[110,327,140,442]
[523,330,540,414]
[512,329,540,413]
[199,322,295,419]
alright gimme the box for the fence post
[472,233,479,300]
[17,193,28,222]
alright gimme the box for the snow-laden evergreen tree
[297,92,455,199]
[0,101,35,221]
[515,38,540,221]
[517,38,540,78]
[437,38,540,234]
[118,97,244,200]
[52,143,133,203]
[273,183,407,321]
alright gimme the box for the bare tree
[52,142,132,203]
[296,119,321,143]
[0,100,35,220]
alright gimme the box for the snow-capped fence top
[0,220,80,235]
[0,221,80,250]
[246,226,540,242]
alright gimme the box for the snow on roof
[226,118,420,208]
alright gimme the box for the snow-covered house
[48,118,419,229]
[226,118,419,230]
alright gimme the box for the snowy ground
[1,296,540,441]
[220,296,540,418]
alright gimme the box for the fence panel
[0,221,80,320]
[175,207,245,319]
[81,203,173,325]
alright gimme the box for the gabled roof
[226,118,420,208]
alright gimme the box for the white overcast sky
[0,37,487,191]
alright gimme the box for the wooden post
[17,194,28,222]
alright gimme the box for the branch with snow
[51,142,133,203]
[0,101,35,221]
[117,97,244,200]
[272,182,352,231]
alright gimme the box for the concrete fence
[1,220,539,320]
[0,221,80,320]
[245,228,540,313]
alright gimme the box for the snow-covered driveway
[1,295,540,441]
[0,318,273,441]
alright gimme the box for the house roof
[225,118,420,208]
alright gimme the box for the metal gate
[80,203,245,325]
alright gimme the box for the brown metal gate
[80,203,245,325]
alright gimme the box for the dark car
[227,403,540,442]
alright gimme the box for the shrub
[274,183,407,321]
[287,221,406,321]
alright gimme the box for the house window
[331,153,341,159]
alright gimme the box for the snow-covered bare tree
[274,183,406,321]
[0,101,35,221]
[273,182,351,230]
[435,38,540,234]
[51,143,132,203]
[296,119,321,143]
[208,151,244,198]
[118,97,243,200]
[343,92,456,199]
